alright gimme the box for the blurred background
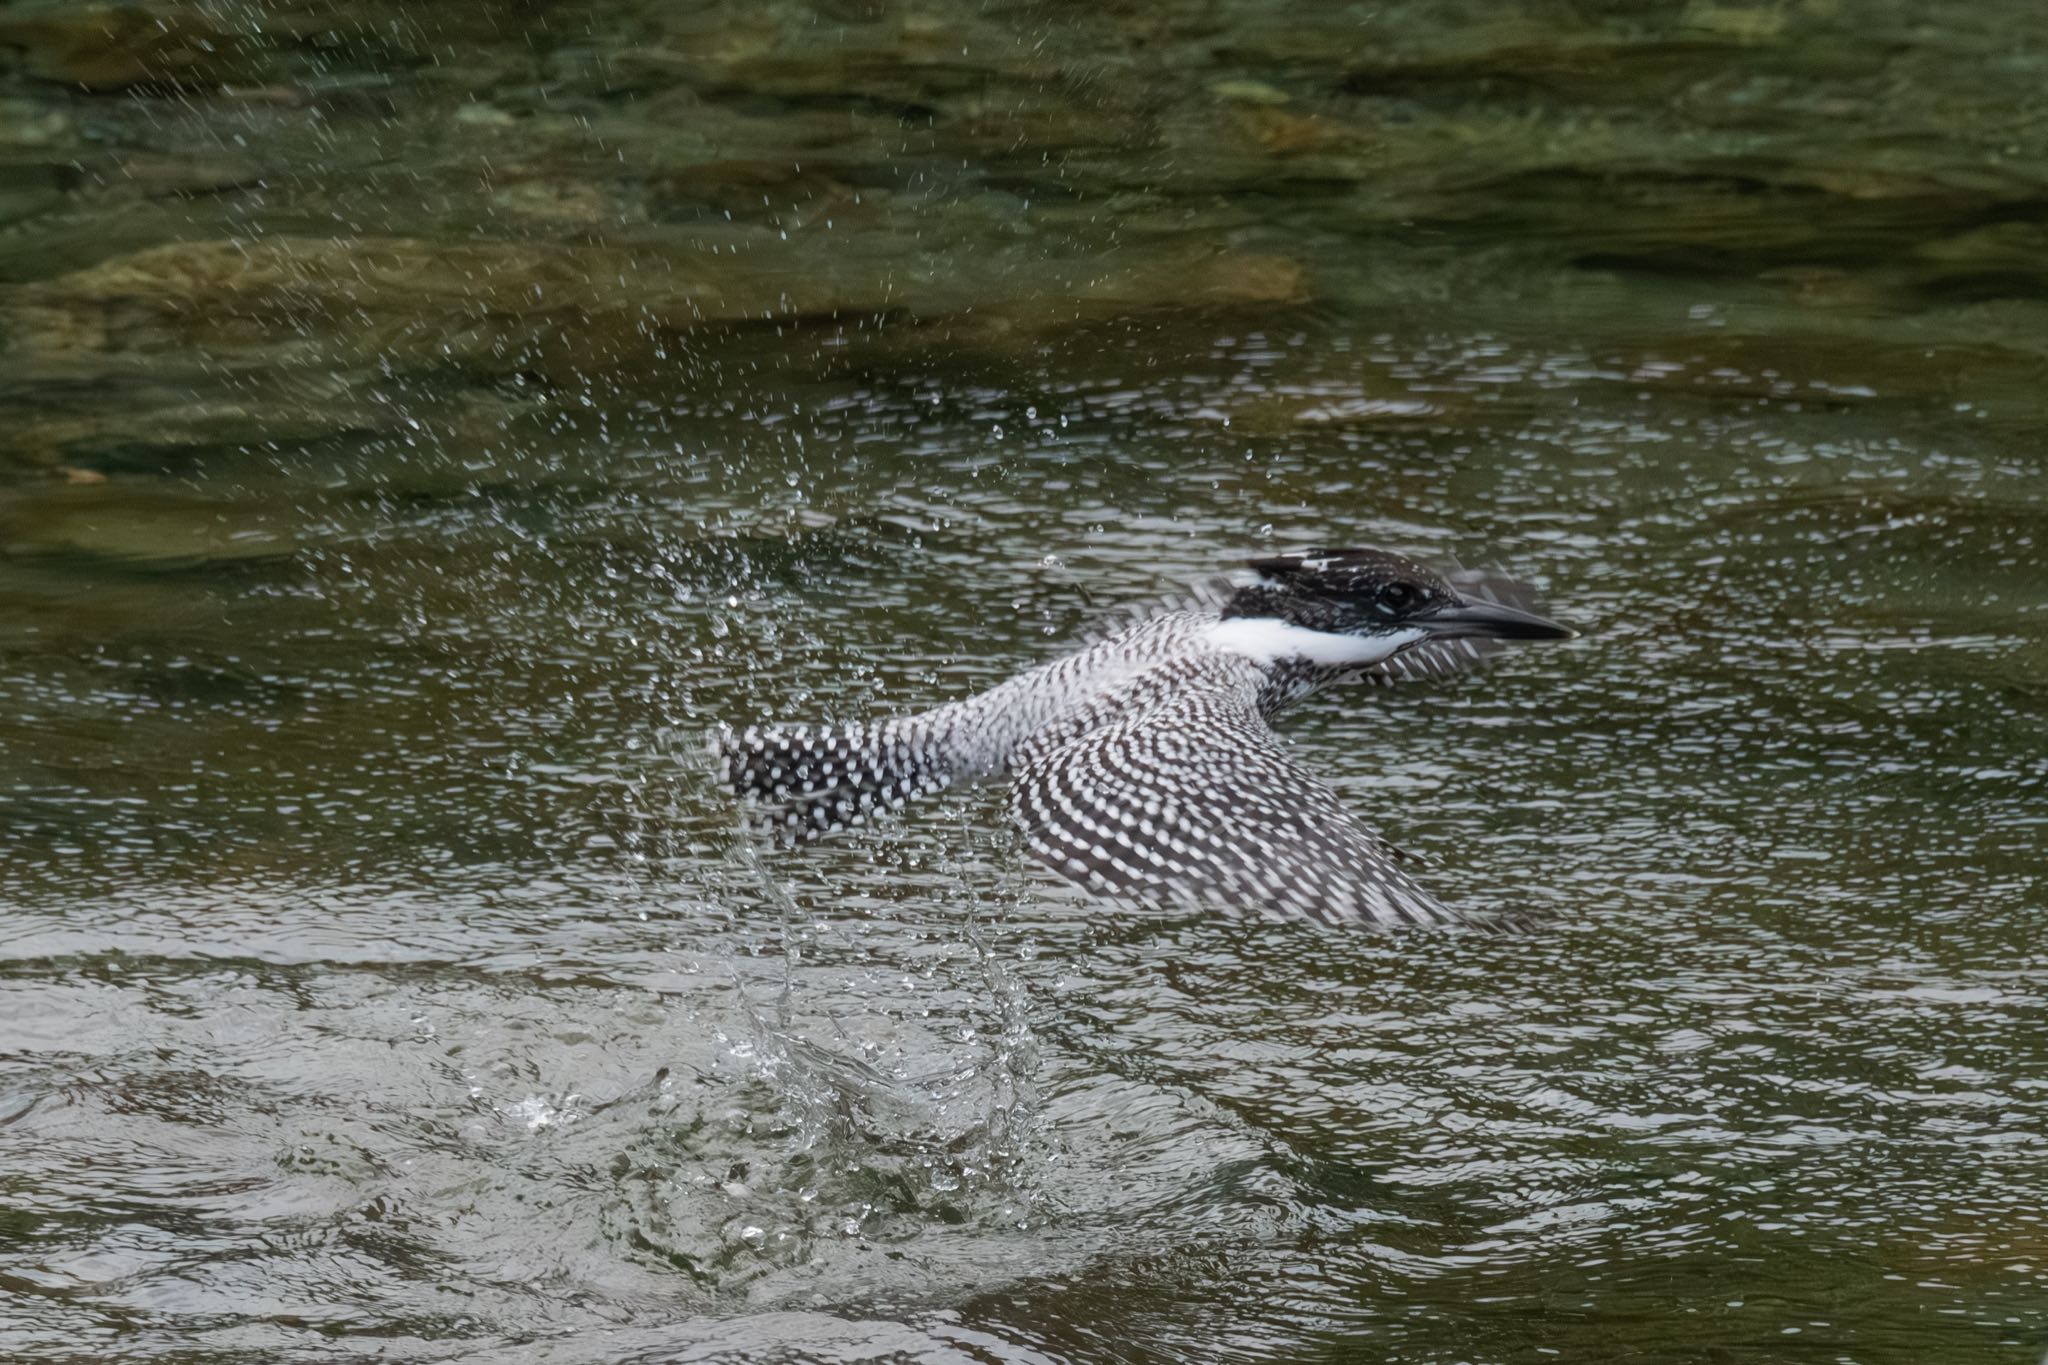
[1,2,2045,1361]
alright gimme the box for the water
[3,2,2047,1361]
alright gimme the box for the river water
[2,2,2045,1361]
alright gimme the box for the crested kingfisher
[716,548,1575,930]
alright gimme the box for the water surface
[2,2,2046,1361]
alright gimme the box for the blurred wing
[1358,568,1555,685]
[1063,574,1237,653]
[1007,656,1493,930]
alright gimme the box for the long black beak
[1412,598,1576,641]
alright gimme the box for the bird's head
[1211,547,1573,667]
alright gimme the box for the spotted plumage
[714,547,1574,930]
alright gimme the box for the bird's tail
[712,715,957,842]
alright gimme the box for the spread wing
[1060,574,1236,653]
[1006,654,1498,930]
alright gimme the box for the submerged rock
[10,232,1306,363]
[0,4,278,91]
[0,0,2040,489]
[0,485,291,568]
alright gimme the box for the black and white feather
[1353,568,1553,685]
[714,547,1571,931]
[1006,650,1456,928]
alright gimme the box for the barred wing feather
[1007,654,1481,930]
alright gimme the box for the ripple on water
[4,219,2048,1361]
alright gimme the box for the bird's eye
[1375,582,1421,616]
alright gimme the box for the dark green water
[3,2,2047,1361]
